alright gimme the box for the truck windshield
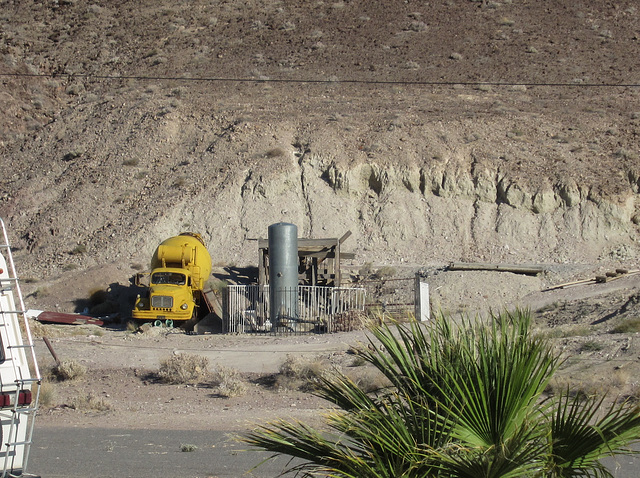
[151,272,186,285]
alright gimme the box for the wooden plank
[448,262,545,275]
[42,336,61,366]
[542,278,595,291]
[542,269,640,291]
[339,230,352,244]
[298,250,356,259]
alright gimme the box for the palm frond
[444,311,560,448]
[242,309,640,478]
[547,391,640,477]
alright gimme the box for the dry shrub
[625,382,640,403]
[332,310,370,332]
[611,318,640,334]
[346,367,390,394]
[28,319,49,338]
[52,360,87,381]
[35,382,56,408]
[72,392,112,411]
[547,377,605,400]
[158,353,209,384]
[277,355,330,391]
[265,147,285,158]
[211,365,246,398]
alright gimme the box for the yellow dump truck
[132,233,212,327]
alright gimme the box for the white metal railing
[225,285,366,334]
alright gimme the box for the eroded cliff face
[3,86,640,286]
[209,154,640,269]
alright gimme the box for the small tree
[243,310,640,477]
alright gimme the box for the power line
[1,71,639,88]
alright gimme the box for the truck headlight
[180,303,188,310]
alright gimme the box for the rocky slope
[0,0,639,313]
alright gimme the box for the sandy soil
[35,324,370,431]
[33,267,640,432]
[1,0,639,436]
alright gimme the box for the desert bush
[51,360,87,381]
[333,310,371,332]
[540,324,593,339]
[88,288,109,306]
[277,355,330,391]
[32,287,50,299]
[72,392,112,411]
[579,340,604,352]
[90,300,119,316]
[86,288,119,316]
[28,319,49,338]
[181,444,198,452]
[611,318,640,334]
[374,266,396,279]
[158,354,209,384]
[357,262,373,279]
[265,147,285,158]
[349,354,367,367]
[211,365,246,398]
[347,367,390,394]
[36,382,56,408]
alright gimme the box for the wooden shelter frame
[258,231,354,287]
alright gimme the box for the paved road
[30,427,299,478]
[29,426,640,478]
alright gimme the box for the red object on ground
[36,311,104,326]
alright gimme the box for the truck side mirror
[135,272,150,287]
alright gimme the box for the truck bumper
[131,310,192,322]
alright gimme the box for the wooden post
[43,336,61,366]
[414,274,430,322]
[335,238,341,287]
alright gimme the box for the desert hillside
[1,0,640,314]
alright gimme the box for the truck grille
[151,295,173,309]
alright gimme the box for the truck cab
[133,267,196,324]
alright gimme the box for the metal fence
[225,285,366,335]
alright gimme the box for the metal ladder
[0,219,41,478]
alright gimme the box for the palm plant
[243,310,640,477]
